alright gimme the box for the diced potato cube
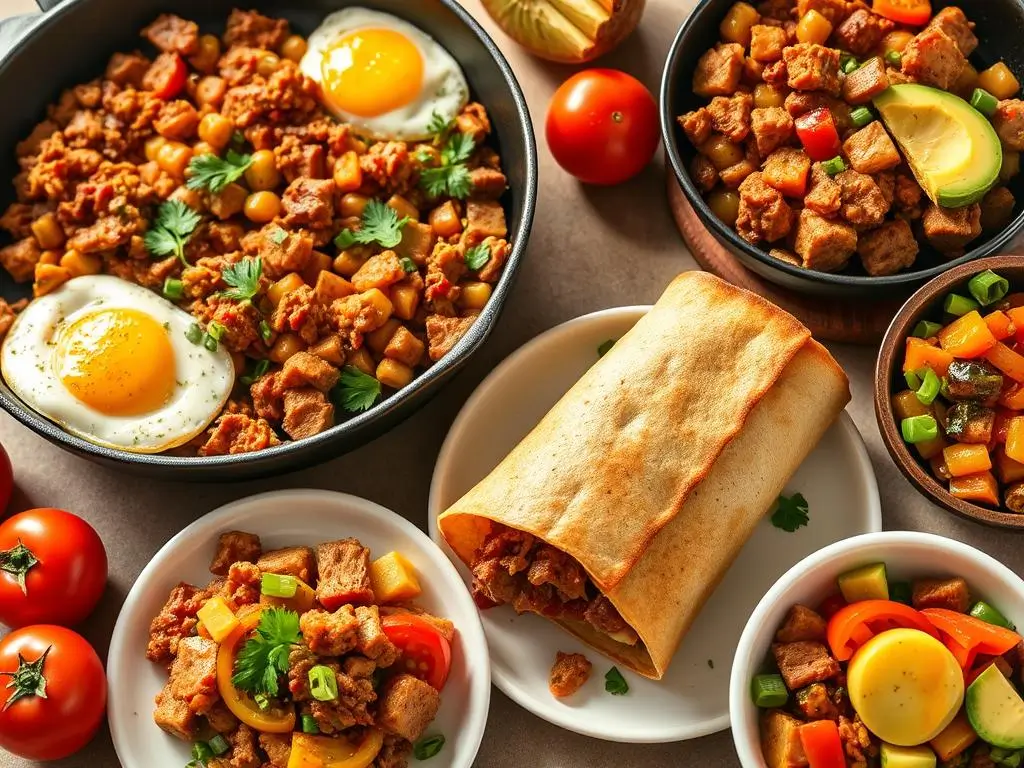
[196,596,239,643]
[369,552,421,603]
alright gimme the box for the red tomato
[0,443,12,516]
[147,52,187,99]
[0,625,106,760]
[795,108,842,162]
[873,0,931,26]
[381,614,452,690]
[0,508,107,628]
[546,69,660,185]
[826,600,939,661]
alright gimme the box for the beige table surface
[1,0,1023,766]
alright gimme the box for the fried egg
[0,276,235,453]
[300,8,469,141]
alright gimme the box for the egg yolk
[54,308,176,416]
[320,27,424,117]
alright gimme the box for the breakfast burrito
[438,272,851,679]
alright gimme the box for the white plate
[427,306,882,743]
[108,489,491,768]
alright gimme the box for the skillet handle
[35,0,62,10]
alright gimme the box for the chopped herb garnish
[208,734,230,756]
[185,322,203,345]
[240,358,271,387]
[144,200,201,266]
[464,243,491,271]
[207,322,226,342]
[186,150,253,194]
[331,366,382,413]
[231,607,301,698]
[259,319,273,344]
[268,226,288,245]
[420,128,475,200]
[770,492,809,533]
[597,339,616,358]
[219,257,263,303]
[604,666,629,695]
[427,110,454,139]
[414,734,446,760]
[334,199,409,250]
[203,333,219,352]
[400,256,418,273]
[162,277,184,301]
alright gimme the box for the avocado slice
[874,84,1002,208]
[881,743,937,768]
[966,664,1024,749]
[837,562,889,602]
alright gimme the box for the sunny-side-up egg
[300,7,469,141]
[0,275,235,453]
[847,627,965,746]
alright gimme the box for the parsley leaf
[771,492,810,533]
[331,366,382,413]
[144,200,201,266]
[231,607,301,698]
[446,133,475,165]
[414,734,446,760]
[419,130,476,200]
[464,243,491,271]
[399,256,418,273]
[427,110,453,139]
[219,257,263,303]
[268,226,288,245]
[186,150,253,194]
[334,200,409,250]
[597,339,616,358]
[605,667,629,695]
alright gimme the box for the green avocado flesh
[966,664,1024,749]
[874,84,1002,208]
[880,743,936,768]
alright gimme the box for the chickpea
[795,10,832,46]
[719,2,759,47]
[257,53,280,77]
[244,149,280,192]
[701,135,744,171]
[280,35,308,63]
[458,281,492,310]
[269,332,304,363]
[157,141,192,178]
[244,191,282,224]
[198,113,235,151]
[753,84,786,109]
[978,62,1021,100]
[339,193,369,218]
[188,34,221,73]
[707,189,741,226]
[195,76,227,108]
[144,135,168,163]
[387,194,419,222]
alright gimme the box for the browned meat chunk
[258,733,291,768]
[751,107,794,156]
[796,683,841,721]
[708,93,754,142]
[352,251,406,292]
[377,674,441,742]
[982,187,1017,231]
[153,636,218,740]
[282,178,336,229]
[805,163,842,216]
[154,99,200,140]
[761,710,809,768]
[784,44,841,95]
[223,9,289,50]
[425,314,476,361]
[527,544,588,601]
[694,43,746,97]
[927,7,978,57]
[994,100,1024,151]
[549,651,592,698]
[584,595,639,645]
[220,561,262,608]
[843,122,901,174]
[736,172,794,244]
[836,169,889,227]
[105,52,150,87]
[842,57,890,105]
[772,641,841,690]
[199,414,280,456]
[1006,482,1024,513]
[858,219,919,276]
[834,10,893,56]
[691,154,719,192]
[256,546,316,583]
[679,108,713,147]
[208,723,260,768]
[154,685,198,741]
[147,582,206,665]
[750,24,788,62]
[464,200,507,245]
[317,538,375,609]
[775,604,827,643]
[355,605,400,667]
[141,14,199,56]
[762,60,789,87]
[282,388,334,441]
[901,27,967,90]
[794,208,857,272]
[376,735,412,768]
[279,351,339,392]
[210,531,262,576]
[922,203,982,254]
[894,172,925,218]
[796,0,845,24]
[912,577,970,613]
[0,237,40,283]
[468,166,507,199]
[300,606,360,656]
[272,284,323,344]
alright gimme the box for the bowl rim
[0,0,539,471]
[728,530,1024,768]
[658,0,1024,289]
[874,254,1024,529]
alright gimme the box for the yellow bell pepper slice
[197,596,240,643]
[286,730,384,768]
[369,552,421,603]
[259,576,316,614]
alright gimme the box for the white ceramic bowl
[730,531,1024,767]
[107,489,490,768]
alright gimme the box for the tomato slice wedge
[922,608,1022,658]
[380,614,452,691]
[873,0,932,26]
[826,600,939,661]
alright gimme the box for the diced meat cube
[762,59,789,87]
[210,531,262,576]
[842,122,901,174]
[922,203,982,254]
[0,237,41,283]
[775,604,827,643]
[105,52,151,87]
[258,733,291,768]
[468,166,507,199]
[147,582,206,664]
[199,414,280,456]
[694,43,746,97]
[927,7,978,57]
[384,325,425,367]
[425,314,475,361]
[220,562,262,608]
[736,172,794,244]
[804,163,842,216]
[223,8,289,50]
[981,186,1017,231]
[751,107,794,156]
[281,388,334,441]
[911,577,970,613]
[154,683,198,741]
[901,27,967,90]
[762,147,811,197]
[761,710,809,768]
[141,14,199,55]
[691,154,719,192]
[894,171,924,218]
[352,251,406,292]
[708,93,754,142]
[994,100,1024,151]
[772,641,841,690]
[836,169,889,226]
[209,723,261,768]
[678,108,713,146]
[164,636,219,714]
[464,200,507,245]
[834,10,893,56]
[377,674,441,742]
[256,546,316,583]
[154,100,200,140]
[842,57,890,105]
[279,350,340,392]
[796,682,840,720]
[794,208,857,272]
[796,0,846,24]
[751,24,789,62]
[282,178,336,229]
[355,605,400,667]
[300,606,360,656]
[783,43,841,96]
[857,219,919,276]
[205,701,239,733]
[316,538,375,609]
[549,651,592,698]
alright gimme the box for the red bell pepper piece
[795,108,842,162]
[799,720,846,768]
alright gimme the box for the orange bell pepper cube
[938,311,999,359]
[1000,383,1024,410]
[798,720,846,768]
[903,337,955,377]
[984,310,1017,341]
[942,443,993,477]
[985,342,1024,383]
[1006,416,1024,464]
[1007,307,1024,341]
[948,470,1000,506]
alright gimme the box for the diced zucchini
[838,563,889,602]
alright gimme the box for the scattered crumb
[549,651,592,698]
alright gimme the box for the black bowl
[0,0,537,480]
[660,0,1024,297]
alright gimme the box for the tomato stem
[0,646,50,710]
[0,540,38,596]
[612,111,624,123]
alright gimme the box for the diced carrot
[1006,416,1024,464]
[917,434,950,461]
[949,470,1000,506]
[904,337,955,377]
[938,311,998,359]
[985,342,1024,383]
[943,443,993,477]
[984,310,1016,341]
[994,446,1024,484]
[1000,383,1024,410]
[1007,307,1024,341]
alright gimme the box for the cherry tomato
[0,625,106,761]
[546,69,660,185]
[0,508,107,628]
[146,52,187,99]
[873,0,931,26]
[381,614,452,690]
[0,443,12,516]
[795,107,842,162]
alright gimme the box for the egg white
[0,275,235,453]
[300,7,469,141]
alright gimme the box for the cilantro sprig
[334,200,409,250]
[144,200,201,266]
[419,112,475,200]
[770,492,809,533]
[218,257,263,303]
[605,667,629,696]
[331,366,381,413]
[464,243,491,271]
[187,150,253,194]
[231,607,301,698]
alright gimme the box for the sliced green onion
[889,580,912,605]
[301,714,320,734]
[970,600,1015,630]
[884,49,902,67]
[185,323,203,345]
[991,747,1024,767]
[203,333,219,352]
[822,156,846,176]
[915,367,941,405]
[912,320,943,339]
[208,734,230,756]
[901,414,939,444]
[904,370,922,390]
[849,107,874,128]
[259,319,273,343]
[253,692,270,710]
[969,270,1011,306]
[191,742,214,762]
[751,673,788,708]
[971,87,1000,117]
[261,573,298,598]
[241,358,271,386]
[309,665,338,702]
[162,277,184,301]
[944,292,980,317]
[840,53,860,74]
[207,321,226,341]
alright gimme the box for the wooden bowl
[875,255,1024,529]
